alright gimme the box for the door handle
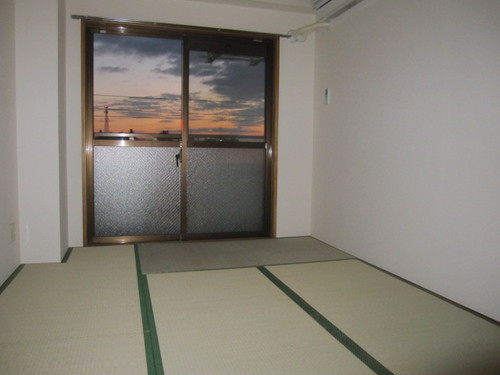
[175,152,182,167]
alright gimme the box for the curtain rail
[70,15,291,39]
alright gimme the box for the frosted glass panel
[187,148,265,234]
[94,146,180,237]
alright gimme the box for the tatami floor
[1,241,499,375]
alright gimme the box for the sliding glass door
[184,40,270,239]
[83,20,277,244]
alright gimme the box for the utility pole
[103,105,110,132]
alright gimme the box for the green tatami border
[0,264,25,295]
[258,266,394,375]
[61,247,74,263]
[134,245,164,375]
[356,259,500,326]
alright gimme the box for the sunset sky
[93,33,265,137]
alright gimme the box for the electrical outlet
[9,222,16,244]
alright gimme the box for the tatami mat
[139,236,353,273]
[0,246,147,375]
[267,260,500,375]
[147,267,376,374]
[3,243,499,375]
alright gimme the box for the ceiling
[184,0,315,14]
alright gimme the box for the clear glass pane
[94,146,181,237]
[93,34,182,141]
[189,50,265,143]
[186,148,265,234]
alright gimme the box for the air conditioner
[311,0,353,18]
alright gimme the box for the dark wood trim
[82,22,95,246]
[180,35,190,240]
[81,20,88,246]
[76,16,284,41]
[90,234,181,245]
[187,141,266,149]
[93,140,181,148]
[270,38,280,238]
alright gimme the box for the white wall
[0,0,21,285]
[15,0,66,263]
[65,0,316,245]
[276,34,315,237]
[312,0,500,321]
